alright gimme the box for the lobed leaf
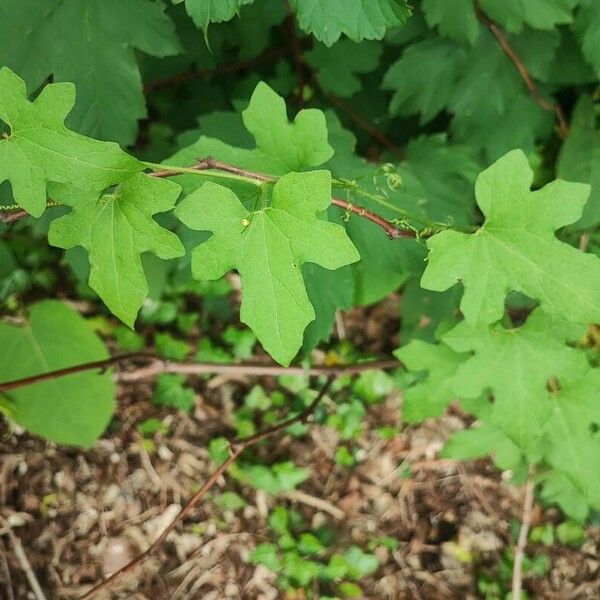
[0,68,142,216]
[422,149,600,326]
[175,171,359,365]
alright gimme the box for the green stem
[144,161,263,187]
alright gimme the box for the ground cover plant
[1,1,600,598]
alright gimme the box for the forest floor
[1,300,600,600]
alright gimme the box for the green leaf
[250,543,282,571]
[306,40,382,97]
[324,113,413,304]
[422,149,600,326]
[0,301,114,446]
[214,491,247,511]
[175,172,359,365]
[400,277,461,343]
[152,373,195,411]
[383,38,466,123]
[538,370,600,519]
[442,309,589,452]
[573,0,600,77]
[166,82,333,187]
[353,370,394,404]
[290,0,411,46]
[222,325,257,359]
[479,0,577,34]
[395,340,468,422]
[181,0,255,33]
[49,174,185,327]
[302,263,354,353]
[243,461,309,494]
[403,134,480,226]
[114,325,145,351]
[442,422,524,472]
[343,546,379,579]
[557,95,600,228]
[155,332,190,360]
[422,0,480,44]
[327,399,365,439]
[0,67,142,216]
[0,0,180,145]
[556,520,586,545]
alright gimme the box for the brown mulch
[2,304,600,599]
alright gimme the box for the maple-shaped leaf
[290,0,412,46]
[394,340,468,422]
[422,149,600,326]
[383,38,466,123]
[442,421,524,473]
[48,174,185,327]
[0,68,142,217]
[558,95,600,228]
[175,171,359,365]
[306,40,382,98]
[441,309,589,452]
[479,0,577,34]
[0,0,180,145]
[421,0,480,44]
[573,0,600,77]
[180,0,255,33]
[539,370,600,520]
[166,82,333,187]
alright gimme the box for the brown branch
[0,351,399,393]
[284,0,306,107]
[314,81,404,160]
[476,5,569,138]
[512,466,535,599]
[78,377,335,600]
[143,46,289,93]
[0,353,151,393]
[153,157,416,239]
[0,210,29,224]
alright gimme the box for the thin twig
[0,352,399,393]
[512,466,535,599]
[0,517,47,600]
[151,157,416,239]
[284,0,306,107]
[0,352,151,393]
[77,377,335,600]
[476,5,569,138]
[280,489,345,520]
[143,47,289,93]
[0,210,29,224]
[0,538,15,600]
[312,76,404,160]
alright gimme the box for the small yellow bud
[241,218,250,227]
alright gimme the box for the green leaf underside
[422,149,600,326]
[290,0,411,46]
[540,372,600,519]
[182,0,255,32]
[394,340,468,422]
[175,171,359,365]
[442,309,589,452]
[0,0,180,144]
[0,67,142,216]
[0,301,114,446]
[49,174,185,327]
